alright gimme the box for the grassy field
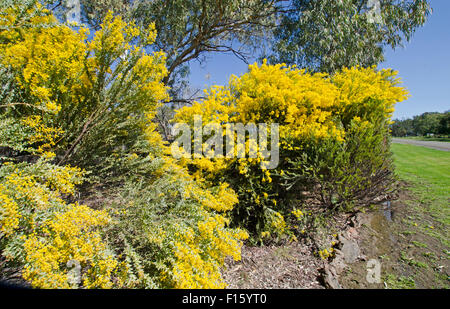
[389,144,449,288]
[392,144,449,229]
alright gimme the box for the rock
[338,235,360,264]
[330,250,347,274]
[350,212,370,228]
[346,227,358,238]
[322,265,342,289]
[349,216,358,228]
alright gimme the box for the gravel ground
[392,138,450,151]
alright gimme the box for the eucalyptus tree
[56,0,281,103]
[268,0,432,73]
[53,0,282,140]
[55,0,431,91]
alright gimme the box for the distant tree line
[391,111,450,137]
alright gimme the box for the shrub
[0,157,126,288]
[0,3,168,180]
[1,2,248,289]
[104,156,248,288]
[174,62,409,240]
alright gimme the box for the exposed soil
[339,189,449,289]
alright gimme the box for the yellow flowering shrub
[0,160,124,288]
[0,5,168,175]
[0,2,87,160]
[0,184,20,236]
[174,61,409,240]
[2,1,409,289]
[61,12,169,172]
[106,155,248,289]
[333,66,408,122]
[176,61,344,141]
[1,3,248,289]
[22,204,121,289]
[0,4,129,288]
[173,213,248,288]
[1,15,87,114]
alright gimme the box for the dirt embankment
[223,188,449,289]
[338,189,449,289]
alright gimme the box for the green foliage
[390,118,415,137]
[288,123,395,212]
[66,0,279,100]
[0,0,436,289]
[103,158,247,288]
[438,112,450,135]
[385,274,416,289]
[174,63,408,240]
[1,4,248,289]
[269,0,431,73]
[0,159,124,289]
[0,5,125,287]
[1,6,169,178]
[391,111,450,137]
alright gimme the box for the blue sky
[189,0,450,119]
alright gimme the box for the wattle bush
[174,61,409,240]
[1,2,247,289]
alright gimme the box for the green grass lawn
[389,144,449,288]
[392,143,450,187]
[392,143,449,231]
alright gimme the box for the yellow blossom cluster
[318,248,335,260]
[175,60,346,152]
[268,211,287,236]
[0,12,88,114]
[173,61,409,240]
[138,156,248,288]
[291,209,304,220]
[3,164,83,210]
[0,3,54,44]
[190,182,239,212]
[259,210,290,240]
[1,8,169,161]
[0,163,121,288]
[0,184,20,236]
[22,204,121,289]
[174,61,408,173]
[21,116,64,155]
[333,66,409,122]
[318,234,339,260]
[112,154,248,289]
[173,60,349,196]
[173,213,248,288]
